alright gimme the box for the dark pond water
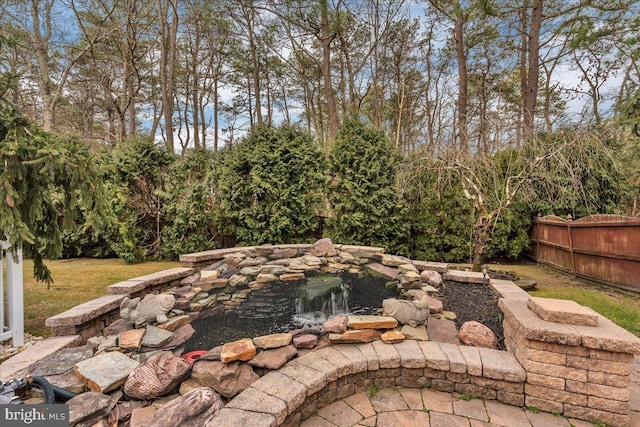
[183,272,399,352]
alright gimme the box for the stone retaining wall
[45,268,194,341]
[208,341,526,427]
[496,280,640,427]
[44,243,445,343]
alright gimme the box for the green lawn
[492,262,640,337]
[20,258,180,337]
[11,258,640,339]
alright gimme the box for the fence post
[566,215,577,277]
[6,247,24,347]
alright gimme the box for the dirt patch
[436,280,505,350]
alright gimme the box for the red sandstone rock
[458,321,498,349]
[324,316,348,333]
[328,329,382,344]
[190,361,259,398]
[248,345,298,370]
[147,387,224,427]
[221,338,256,363]
[293,334,319,349]
[124,353,190,400]
[310,238,337,257]
[427,296,443,314]
[118,329,146,350]
[381,330,405,344]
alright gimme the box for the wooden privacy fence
[529,214,640,292]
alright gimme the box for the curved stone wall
[208,341,526,427]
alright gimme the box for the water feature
[183,272,399,352]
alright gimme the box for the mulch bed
[437,280,505,349]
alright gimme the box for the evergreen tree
[0,99,112,283]
[214,124,326,244]
[327,117,409,254]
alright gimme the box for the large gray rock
[190,360,259,398]
[28,345,93,393]
[142,325,174,348]
[68,392,115,427]
[147,387,224,427]
[74,352,139,393]
[124,353,191,400]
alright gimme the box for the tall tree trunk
[320,0,339,145]
[523,0,543,141]
[454,7,468,151]
[157,0,178,153]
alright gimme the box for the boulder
[458,321,498,349]
[124,353,191,400]
[420,270,442,286]
[255,273,278,283]
[221,338,256,363]
[147,387,224,427]
[190,361,259,398]
[323,315,348,333]
[311,238,337,257]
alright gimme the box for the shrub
[327,117,410,254]
[213,125,326,244]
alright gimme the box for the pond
[183,272,400,352]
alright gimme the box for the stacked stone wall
[497,287,640,427]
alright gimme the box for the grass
[20,258,180,337]
[10,257,640,340]
[491,261,640,337]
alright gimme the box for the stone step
[0,335,82,379]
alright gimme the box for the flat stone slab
[490,279,530,301]
[253,333,292,349]
[400,324,429,341]
[142,325,174,347]
[74,352,139,393]
[46,294,126,327]
[528,297,598,326]
[427,317,460,345]
[107,267,195,294]
[348,315,398,330]
[0,335,82,379]
[413,260,449,273]
[478,347,526,382]
[365,263,399,280]
[443,270,487,284]
[179,247,257,265]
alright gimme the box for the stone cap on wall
[107,267,195,295]
[499,297,640,354]
[45,294,126,328]
[208,341,526,427]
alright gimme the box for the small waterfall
[293,277,351,327]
